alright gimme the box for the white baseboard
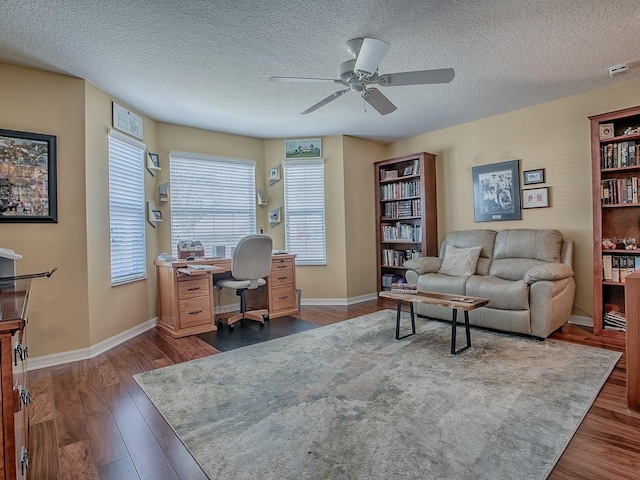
[568,315,593,328]
[301,292,378,306]
[28,317,158,371]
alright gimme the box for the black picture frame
[149,153,160,168]
[472,159,521,222]
[0,129,57,223]
[523,168,545,185]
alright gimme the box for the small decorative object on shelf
[602,238,616,249]
[624,126,640,136]
[623,237,638,250]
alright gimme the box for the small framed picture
[522,187,550,209]
[523,168,545,185]
[403,166,413,176]
[268,206,282,225]
[269,165,281,185]
[599,123,615,140]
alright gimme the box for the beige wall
[265,136,355,299]
[84,83,159,346]
[342,136,385,298]
[385,78,640,317]
[0,63,90,357]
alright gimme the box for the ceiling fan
[270,37,455,115]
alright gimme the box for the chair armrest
[404,257,442,275]
[524,263,574,284]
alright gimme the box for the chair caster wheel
[259,321,265,327]
[216,319,223,327]
[262,315,270,322]
[228,323,235,331]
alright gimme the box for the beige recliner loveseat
[404,229,576,338]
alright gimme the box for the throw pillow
[437,245,482,276]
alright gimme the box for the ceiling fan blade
[354,38,390,78]
[378,68,455,86]
[362,88,397,115]
[270,76,339,84]
[300,89,350,115]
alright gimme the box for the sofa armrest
[404,257,442,275]
[524,263,574,284]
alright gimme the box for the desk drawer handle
[187,287,201,291]
[189,309,203,315]
[277,276,288,280]
[276,265,287,269]
[278,295,289,300]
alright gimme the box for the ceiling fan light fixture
[353,38,390,78]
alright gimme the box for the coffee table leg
[451,309,457,354]
[395,299,416,340]
[451,308,472,355]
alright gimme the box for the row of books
[381,249,422,267]
[383,199,421,218]
[381,222,422,242]
[602,254,640,282]
[380,180,421,200]
[390,282,418,294]
[604,310,626,332]
[600,141,637,169]
[600,177,640,204]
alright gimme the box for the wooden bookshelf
[589,105,640,339]
[374,152,438,291]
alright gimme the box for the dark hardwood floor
[26,299,638,479]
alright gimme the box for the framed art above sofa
[472,159,521,222]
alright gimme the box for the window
[283,159,326,265]
[169,152,257,257]
[108,131,147,285]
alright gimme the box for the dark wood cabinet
[589,105,640,339]
[0,280,30,479]
[374,152,438,291]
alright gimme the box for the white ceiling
[1,0,640,142]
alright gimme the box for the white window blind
[169,152,257,257]
[283,159,326,265]
[108,131,147,286]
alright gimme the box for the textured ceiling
[1,0,640,142]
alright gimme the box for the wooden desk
[155,254,298,337]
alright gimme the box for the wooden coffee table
[379,290,490,354]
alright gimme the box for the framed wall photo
[285,138,321,159]
[522,187,550,209]
[0,128,57,223]
[269,165,281,185]
[472,159,521,222]
[112,102,143,140]
[523,168,545,185]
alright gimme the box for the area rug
[197,315,318,351]
[134,310,620,480]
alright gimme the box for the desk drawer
[270,268,294,286]
[178,277,210,299]
[179,296,212,329]
[271,285,296,312]
[272,258,294,274]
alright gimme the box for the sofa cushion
[489,258,550,281]
[442,230,497,276]
[492,229,563,263]
[415,272,468,296]
[466,275,529,310]
[437,245,482,276]
[404,256,442,275]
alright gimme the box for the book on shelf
[611,255,620,282]
[602,255,613,280]
[619,255,628,283]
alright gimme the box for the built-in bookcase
[590,104,640,339]
[374,152,438,291]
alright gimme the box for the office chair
[215,234,273,330]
